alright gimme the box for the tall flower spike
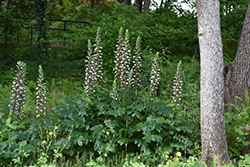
[120,29,131,90]
[36,65,47,117]
[111,79,118,100]
[131,36,142,91]
[8,61,27,120]
[128,69,133,86]
[84,39,97,97]
[149,52,160,100]
[93,27,104,89]
[172,61,182,105]
[114,27,124,89]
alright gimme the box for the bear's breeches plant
[84,39,97,97]
[114,27,124,89]
[36,65,47,117]
[119,29,131,90]
[149,52,160,100]
[131,36,142,92]
[93,27,104,89]
[9,61,27,120]
[172,61,183,106]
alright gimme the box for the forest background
[0,0,250,166]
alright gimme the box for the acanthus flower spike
[36,65,47,117]
[84,39,97,97]
[8,61,27,121]
[131,36,142,92]
[172,61,183,105]
[149,52,160,100]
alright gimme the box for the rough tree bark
[196,0,230,166]
[142,0,150,14]
[124,0,131,5]
[224,0,250,111]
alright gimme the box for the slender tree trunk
[224,0,250,111]
[143,0,150,14]
[135,0,143,12]
[117,0,123,3]
[125,0,131,5]
[160,0,164,7]
[196,0,230,166]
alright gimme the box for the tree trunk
[196,0,230,166]
[125,0,131,5]
[135,0,143,13]
[160,0,164,7]
[117,0,123,3]
[224,0,250,111]
[142,0,150,14]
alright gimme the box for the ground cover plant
[0,26,249,167]
[0,27,195,166]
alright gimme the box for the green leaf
[143,133,162,143]
[243,141,250,146]
[170,142,182,149]
[5,117,11,125]
[106,109,118,117]
[134,103,145,111]
[136,122,149,132]
[243,90,249,107]
[78,140,83,146]
[68,112,74,121]
[176,127,181,131]
[96,102,106,111]
[91,125,105,139]
[236,96,243,102]
[111,100,121,109]
[117,137,131,145]
[117,107,126,115]
[104,119,118,132]
[156,117,165,124]
[78,110,87,116]
[86,160,97,166]
[5,118,16,130]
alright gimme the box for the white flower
[36,65,47,117]
[131,36,142,91]
[149,52,160,100]
[84,27,104,97]
[9,61,27,119]
[172,61,183,105]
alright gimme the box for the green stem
[144,98,152,119]
[122,89,126,106]
[142,86,151,102]
[40,116,44,141]
[171,102,177,123]
[163,102,177,145]
[40,116,45,154]
[124,120,130,139]
[123,84,132,106]
[10,100,17,123]
[11,110,14,123]
[17,104,22,122]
